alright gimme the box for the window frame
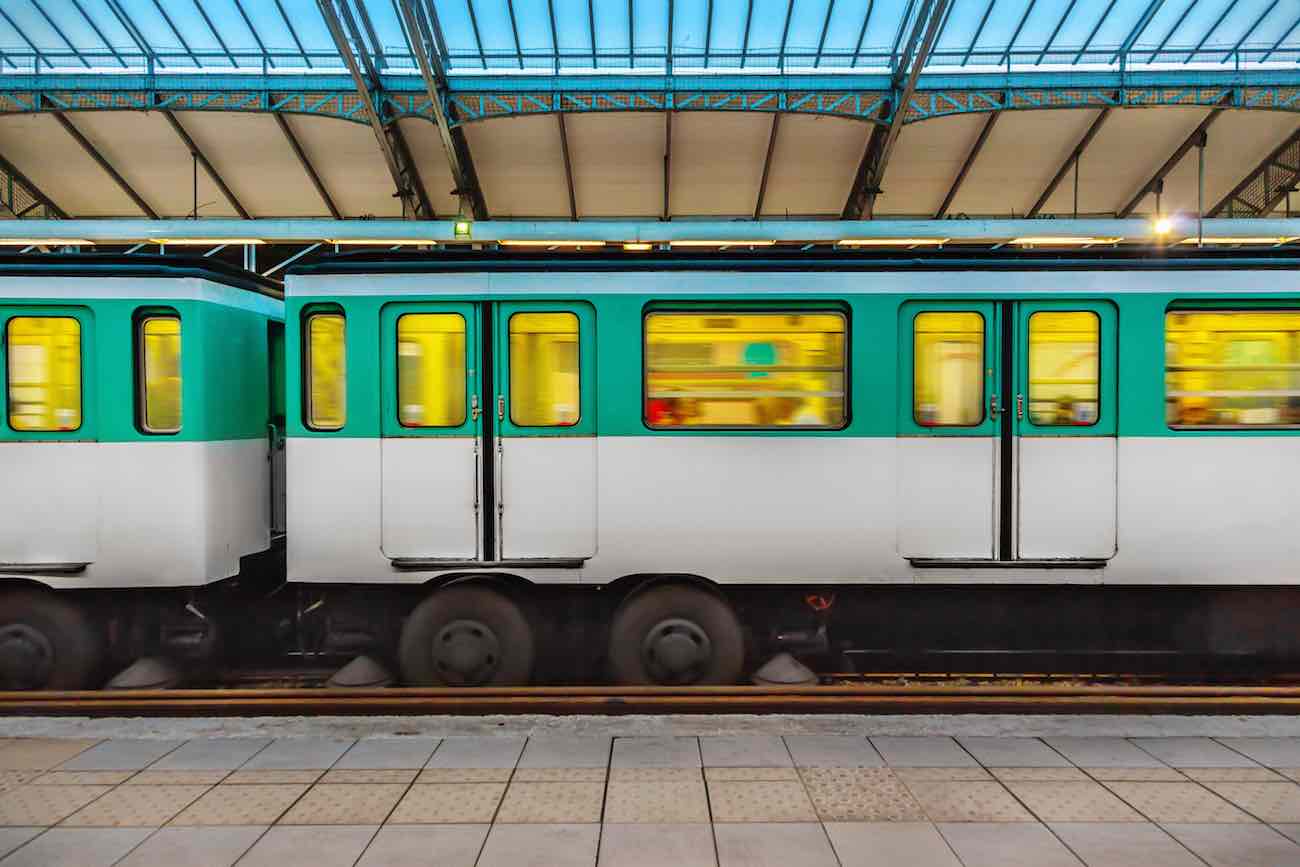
[1164,304,1300,432]
[396,310,470,430]
[911,308,987,429]
[4,312,85,435]
[134,309,182,436]
[302,308,347,432]
[641,305,851,432]
[507,310,581,429]
[1024,308,1101,429]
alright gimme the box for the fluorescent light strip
[0,238,93,246]
[839,238,949,247]
[501,240,606,247]
[1010,236,1123,245]
[148,238,266,245]
[1178,236,1296,244]
[669,240,776,247]
[328,239,439,245]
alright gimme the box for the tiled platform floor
[0,733,1297,865]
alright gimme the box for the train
[2,249,1299,690]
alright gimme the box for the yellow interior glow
[914,311,984,427]
[510,312,580,427]
[306,313,346,430]
[397,313,466,428]
[141,316,182,433]
[6,316,82,432]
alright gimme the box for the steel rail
[3,684,1300,717]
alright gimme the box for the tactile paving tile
[1180,767,1288,782]
[169,783,308,826]
[124,771,228,786]
[1003,780,1144,822]
[891,767,992,782]
[705,767,799,782]
[32,771,133,786]
[0,784,110,825]
[706,780,818,822]
[609,768,702,783]
[904,781,1035,822]
[415,768,512,784]
[0,773,37,794]
[1201,782,1300,822]
[0,740,100,771]
[511,768,606,782]
[1083,767,1187,782]
[1102,781,1257,823]
[61,784,210,827]
[319,769,417,784]
[494,781,605,823]
[387,783,506,823]
[278,783,408,825]
[989,767,1090,782]
[602,779,710,823]
[223,770,322,785]
[798,767,926,822]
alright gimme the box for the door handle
[470,394,480,422]
[1016,393,1024,420]
[990,394,1000,419]
[497,395,505,422]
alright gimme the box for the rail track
[2,682,1300,716]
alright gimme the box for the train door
[268,322,287,538]
[898,299,1117,563]
[0,307,99,568]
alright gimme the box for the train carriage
[0,256,284,689]
[284,251,1300,687]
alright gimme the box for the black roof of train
[0,254,282,298]
[291,247,1300,276]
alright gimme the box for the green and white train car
[284,252,1300,687]
[0,257,283,689]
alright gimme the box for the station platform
[0,718,1298,866]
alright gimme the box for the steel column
[162,111,250,219]
[935,111,998,218]
[1208,126,1300,217]
[274,114,341,219]
[663,111,672,220]
[1117,104,1226,217]
[557,113,578,220]
[52,112,158,218]
[753,113,781,219]
[1027,107,1111,217]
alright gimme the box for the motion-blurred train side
[3,251,1299,689]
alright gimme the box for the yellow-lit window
[509,312,580,427]
[6,316,82,432]
[397,313,466,427]
[644,311,847,429]
[914,312,984,427]
[139,316,181,433]
[1166,310,1300,428]
[305,312,346,430]
[1028,311,1099,426]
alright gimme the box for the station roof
[0,1,1297,231]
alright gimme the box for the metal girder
[1027,107,1111,217]
[396,0,487,220]
[1110,0,1165,64]
[274,114,341,219]
[557,113,577,220]
[1117,103,1226,217]
[842,0,949,219]
[162,111,251,219]
[52,112,158,218]
[1208,125,1300,217]
[753,112,781,219]
[0,151,67,219]
[935,110,998,218]
[317,0,432,219]
[663,111,672,220]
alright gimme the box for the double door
[379,300,595,565]
[899,299,1117,563]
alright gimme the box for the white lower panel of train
[286,435,1300,586]
[0,440,271,589]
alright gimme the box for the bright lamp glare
[1153,217,1174,235]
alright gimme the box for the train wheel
[0,590,101,690]
[398,585,535,686]
[607,584,744,685]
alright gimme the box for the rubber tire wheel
[0,590,101,690]
[398,585,535,686]
[607,584,744,685]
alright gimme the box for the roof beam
[814,0,835,68]
[274,114,341,219]
[1117,104,1226,217]
[0,151,68,219]
[1186,0,1241,62]
[753,112,781,219]
[663,111,672,220]
[28,1,94,69]
[1262,10,1300,61]
[274,0,312,66]
[162,111,251,219]
[1110,0,1165,64]
[353,0,389,69]
[851,0,875,66]
[935,110,998,218]
[1027,107,1111,217]
[104,0,159,67]
[232,0,273,68]
[317,0,432,219]
[190,0,238,67]
[52,112,158,218]
[704,0,714,67]
[1036,0,1078,64]
[1207,125,1300,216]
[1001,0,1038,66]
[1224,0,1279,63]
[149,0,202,67]
[842,0,948,219]
[740,0,754,67]
[1074,0,1117,63]
[778,0,794,69]
[1147,0,1198,63]
[962,0,995,65]
[65,0,128,68]
[505,0,524,69]
[396,0,488,219]
[557,113,577,220]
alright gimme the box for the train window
[913,312,984,427]
[1166,310,1300,428]
[397,313,467,427]
[305,312,346,430]
[138,315,182,434]
[509,312,580,427]
[1028,311,1099,426]
[644,311,847,429]
[5,316,82,432]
